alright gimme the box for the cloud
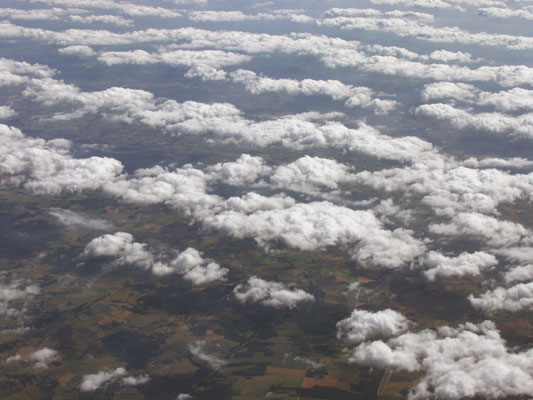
[0,124,124,195]
[187,10,314,23]
[351,321,533,399]
[429,212,532,247]
[429,50,477,64]
[369,0,507,10]
[422,251,498,281]
[206,154,272,186]
[228,69,397,114]
[58,45,96,58]
[3,354,22,365]
[69,15,134,26]
[29,348,58,369]
[84,231,227,284]
[336,309,410,344]
[219,192,296,214]
[0,105,15,119]
[98,49,251,81]
[469,282,533,313]
[80,367,149,392]
[324,8,435,22]
[29,0,183,18]
[479,6,533,21]
[15,75,433,161]
[49,208,112,230]
[204,201,426,268]
[422,83,533,113]
[269,155,352,191]
[494,246,533,264]
[463,157,533,169]
[415,103,533,139]
[0,57,55,87]
[293,356,324,370]
[188,341,226,371]
[234,276,314,309]
[0,280,40,333]
[3,21,532,87]
[83,232,154,269]
[320,9,533,51]
[152,247,228,285]
[504,264,533,284]
[353,155,533,216]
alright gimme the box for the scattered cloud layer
[351,321,533,399]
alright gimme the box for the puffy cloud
[469,282,533,313]
[187,10,314,23]
[1,124,428,271]
[234,276,314,309]
[429,212,532,247]
[0,57,54,87]
[29,348,58,369]
[422,251,498,281]
[269,155,352,191]
[463,157,533,169]
[336,309,410,344]
[69,15,134,26]
[188,341,226,371]
[206,154,272,186]
[477,88,533,113]
[428,50,477,64]
[98,48,251,80]
[0,124,124,195]
[84,232,154,269]
[49,208,112,231]
[3,21,532,86]
[228,69,397,114]
[421,82,478,102]
[176,394,193,400]
[495,246,533,264]
[204,201,426,268]
[84,232,227,284]
[369,0,505,8]
[351,321,533,399]
[58,45,96,57]
[219,193,296,214]
[80,367,149,392]
[504,264,533,284]
[152,247,228,285]
[355,160,533,216]
[0,105,15,119]
[416,103,533,139]
[29,0,183,18]
[319,10,533,51]
[323,8,435,22]
[479,6,533,21]
[16,76,431,162]
[422,83,533,113]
